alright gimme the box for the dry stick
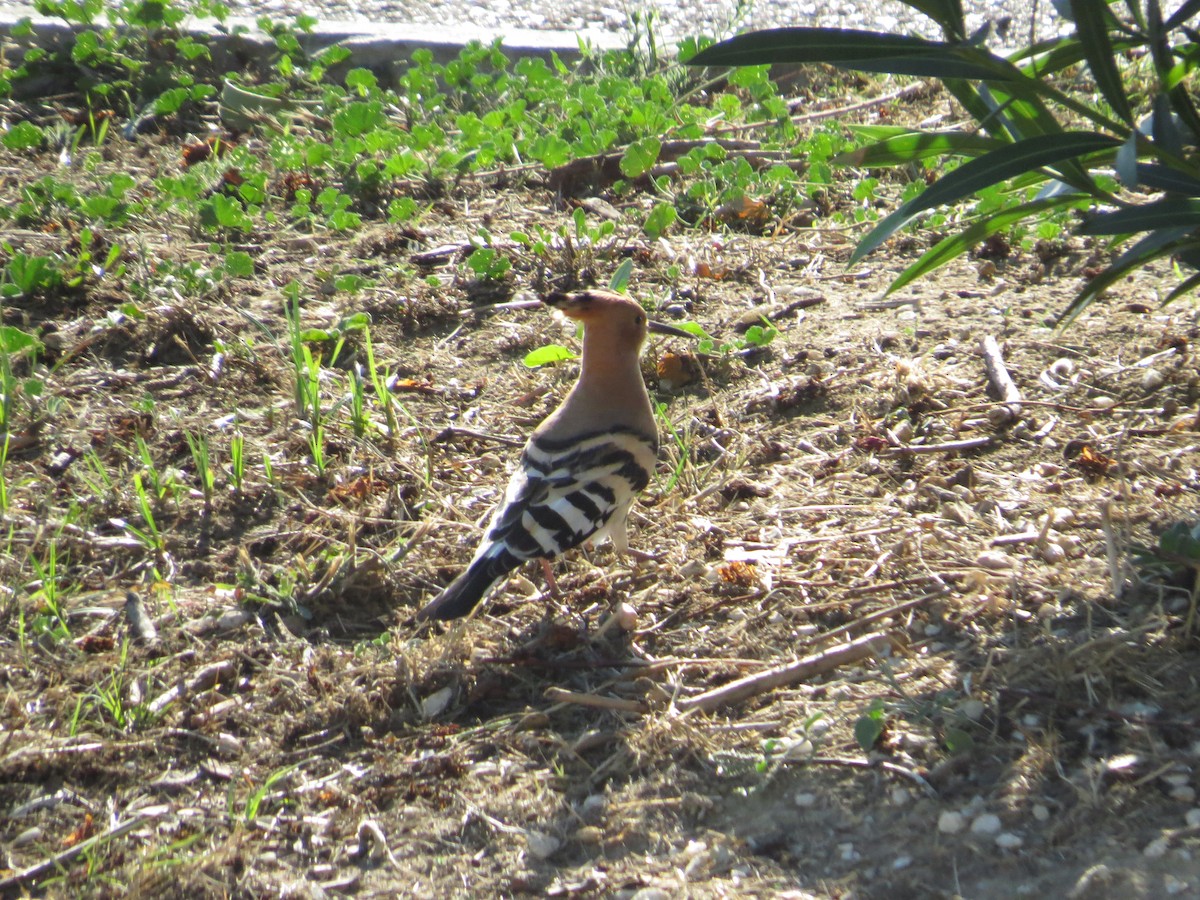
[676,632,891,714]
[0,816,143,893]
[979,335,1022,423]
[147,659,236,715]
[887,436,994,455]
[544,687,647,714]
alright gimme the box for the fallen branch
[544,687,647,714]
[979,335,1022,424]
[676,632,891,714]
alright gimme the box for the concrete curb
[0,4,625,83]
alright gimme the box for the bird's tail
[416,551,519,621]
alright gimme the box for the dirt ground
[2,80,1200,899]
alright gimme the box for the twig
[676,632,890,714]
[0,816,143,893]
[147,659,236,715]
[887,436,994,455]
[351,819,403,870]
[979,335,1022,423]
[433,425,525,448]
[544,687,647,714]
[124,590,158,645]
[804,755,938,798]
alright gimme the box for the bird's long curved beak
[648,320,696,339]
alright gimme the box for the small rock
[794,792,817,808]
[971,813,1003,835]
[893,855,912,869]
[960,698,986,721]
[1171,786,1196,804]
[1185,808,1200,828]
[1144,837,1170,858]
[976,550,1014,570]
[1141,368,1165,393]
[526,830,561,860]
[938,811,965,834]
[995,832,1024,849]
[630,890,673,900]
[421,686,454,719]
[1032,804,1050,822]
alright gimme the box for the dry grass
[2,103,1200,899]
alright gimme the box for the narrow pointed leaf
[835,131,1003,166]
[1165,268,1200,303]
[686,28,1009,80]
[886,196,1077,293]
[1165,0,1200,30]
[1079,198,1200,234]
[1136,163,1200,196]
[851,132,1118,264]
[897,0,966,39]
[1069,0,1134,124]
[1058,236,1181,325]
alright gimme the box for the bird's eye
[635,314,645,325]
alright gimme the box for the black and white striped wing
[481,427,657,563]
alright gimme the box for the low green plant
[689,0,1200,321]
[184,431,216,510]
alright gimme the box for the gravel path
[231,0,1065,49]
[0,0,1068,52]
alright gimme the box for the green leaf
[851,132,1119,264]
[608,258,633,293]
[887,196,1081,294]
[854,714,885,752]
[642,203,676,239]
[1079,197,1200,235]
[523,344,579,367]
[1069,0,1133,124]
[0,325,41,355]
[686,27,1009,80]
[223,251,255,278]
[1058,234,1182,325]
[1,121,43,151]
[835,130,1003,166]
[620,137,661,178]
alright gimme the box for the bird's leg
[540,558,561,597]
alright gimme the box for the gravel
[221,0,1065,50]
[0,0,1070,53]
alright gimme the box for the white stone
[971,813,1003,835]
[938,811,965,834]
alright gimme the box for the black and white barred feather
[416,426,656,621]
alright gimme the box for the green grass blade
[1068,0,1134,124]
[1133,163,1200,195]
[885,196,1077,293]
[850,132,1119,264]
[835,131,1004,166]
[1058,234,1181,325]
[686,28,1008,80]
[896,0,966,39]
[1165,268,1200,302]
[1079,198,1200,234]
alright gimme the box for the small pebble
[526,830,561,860]
[976,550,1014,570]
[971,813,1002,835]
[1171,786,1196,803]
[938,811,965,834]
[960,699,986,721]
[1050,357,1075,377]
[893,855,912,869]
[1141,368,1165,393]
[1185,809,1200,828]
[1144,837,1170,858]
[794,792,817,808]
[1032,804,1050,822]
[995,832,1024,849]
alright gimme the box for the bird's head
[543,290,692,346]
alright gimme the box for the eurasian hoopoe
[417,289,691,622]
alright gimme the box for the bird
[417,289,692,622]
